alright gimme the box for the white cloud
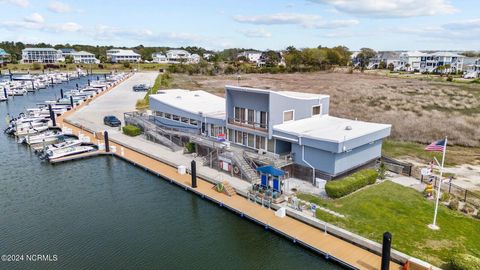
[50,22,82,32]
[24,13,44,24]
[1,0,29,8]
[309,0,458,17]
[239,28,272,38]
[394,18,480,40]
[48,1,72,13]
[233,12,358,29]
[233,13,321,27]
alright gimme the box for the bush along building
[127,85,391,184]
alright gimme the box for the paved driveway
[67,72,158,133]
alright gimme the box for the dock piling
[104,131,110,152]
[60,88,64,99]
[3,87,7,101]
[88,79,90,86]
[70,96,74,107]
[48,104,56,127]
[76,83,78,90]
[381,232,392,270]
[191,160,197,188]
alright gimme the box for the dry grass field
[171,72,480,148]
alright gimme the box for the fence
[421,176,480,207]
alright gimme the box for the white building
[106,49,141,63]
[22,48,63,63]
[398,51,464,73]
[151,49,201,64]
[237,51,262,63]
[71,51,99,64]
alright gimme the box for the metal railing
[227,118,268,132]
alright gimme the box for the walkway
[58,73,403,270]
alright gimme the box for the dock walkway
[56,73,403,270]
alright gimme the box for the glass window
[235,131,243,144]
[283,110,294,122]
[172,115,180,121]
[312,105,321,116]
[247,109,254,124]
[181,117,189,124]
[255,136,265,150]
[247,133,255,148]
[190,119,198,126]
[260,111,267,128]
[267,139,275,152]
[228,129,234,142]
[164,113,171,119]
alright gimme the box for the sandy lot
[171,72,480,147]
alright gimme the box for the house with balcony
[148,85,391,182]
[71,51,99,64]
[237,51,262,63]
[21,48,63,63]
[0,48,10,64]
[106,49,141,63]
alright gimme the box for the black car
[103,115,121,127]
[133,84,149,92]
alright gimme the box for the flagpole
[429,136,447,230]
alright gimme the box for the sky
[0,0,479,51]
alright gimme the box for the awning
[256,165,285,177]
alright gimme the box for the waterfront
[0,77,342,269]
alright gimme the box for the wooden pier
[53,74,407,270]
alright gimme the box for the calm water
[0,75,342,270]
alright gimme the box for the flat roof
[150,89,226,119]
[226,85,329,100]
[273,115,391,143]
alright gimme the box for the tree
[357,48,377,70]
[64,55,74,64]
[387,63,395,71]
[262,50,281,67]
[378,61,387,69]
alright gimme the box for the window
[255,136,266,150]
[155,111,163,117]
[228,129,234,142]
[172,115,180,121]
[247,109,254,125]
[312,105,321,116]
[259,111,268,128]
[164,113,171,119]
[235,131,243,144]
[247,134,255,148]
[283,110,294,122]
[234,107,241,122]
[267,139,275,153]
[189,119,198,126]
[181,117,189,124]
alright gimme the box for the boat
[46,145,97,160]
[36,139,81,157]
[24,130,65,145]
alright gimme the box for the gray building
[149,86,391,182]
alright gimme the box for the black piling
[9,70,13,81]
[381,232,392,270]
[104,73,107,80]
[66,73,69,82]
[76,83,78,90]
[3,87,7,100]
[191,160,197,188]
[88,79,90,86]
[31,80,35,90]
[48,104,56,127]
[96,76,99,81]
[70,96,74,107]
[104,131,110,152]
[51,77,54,86]
[60,88,64,99]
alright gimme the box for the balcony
[228,118,268,133]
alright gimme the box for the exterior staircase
[221,181,236,197]
[221,151,260,183]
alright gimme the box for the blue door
[261,174,268,188]
[273,178,280,192]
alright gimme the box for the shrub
[446,76,453,82]
[325,169,378,198]
[122,125,141,137]
[185,142,195,153]
[32,62,42,70]
[440,192,451,202]
[449,198,459,211]
[449,253,480,270]
[123,62,131,68]
[461,204,475,215]
[475,211,480,220]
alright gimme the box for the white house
[429,52,464,73]
[367,52,401,69]
[398,51,464,73]
[106,49,141,63]
[237,51,262,63]
[152,49,201,64]
[22,48,63,63]
[71,51,99,64]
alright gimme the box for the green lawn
[299,181,480,268]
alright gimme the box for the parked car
[103,115,121,127]
[133,84,150,92]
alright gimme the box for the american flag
[425,139,446,152]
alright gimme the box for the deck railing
[227,118,268,133]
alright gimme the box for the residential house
[237,51,262,63]
[152,52,168,63]
[59,48,76,58]
[149,86,391,181]
[70,51,99,64]
[0,48,10,64]
[398,51,464,73]
[152,49,201,64]
[367,52,401,70]
[257,51,286,67]
[106,49,141,63]
[22,48,63,63]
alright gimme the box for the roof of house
[150,89,226,119]
[59,48,76,53]
[71,51,95,56]
[225,85,329,100]
[107,49,140,56]
[431,51,464,57]
[22,47,59,52]
[273,115,391,143]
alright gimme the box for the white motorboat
[46,145,96,160]
[24,130,64,145]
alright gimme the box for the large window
[312,105,321,116]
[164,113,171,119]
[283,110,294,122]
[255,135,266,150]
[172,115,180,121]
[259,111,267,128]
[247,134,255,148]
[247,109,254,124]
